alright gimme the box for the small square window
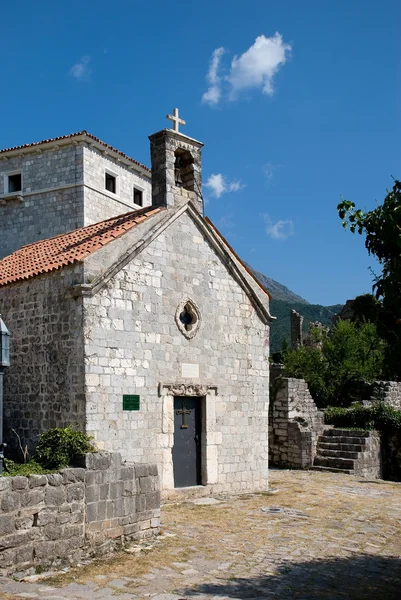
[133,187,143,207]
[8,173,22,193]
[105,172,116,194]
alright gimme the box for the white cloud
[228,34,291,97]
[263,163,275,180]
[69,56,91,80]
[205,173,245,198]
[264,214,294,240]
[202,47,225,106]
[202,33,291,105]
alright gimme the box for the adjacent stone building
[0,114,272,496]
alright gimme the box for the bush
[325,403,401,433]
[2,459,47,477]
[284,320,386,407]
[35,426,95,470]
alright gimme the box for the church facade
[0,114,272,496]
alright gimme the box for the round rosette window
[175,298,201,339]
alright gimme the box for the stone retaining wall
[369,381,401,409]
[0,452,160,573]
[269,374,324,468]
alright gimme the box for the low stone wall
[369,381,401,409]
[0,452,160,573]
[269,375,324,468]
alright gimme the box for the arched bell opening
[174,149,195,192]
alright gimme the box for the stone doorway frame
[158,383,220,490]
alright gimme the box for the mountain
[248,266,343,353]
[249,267,310,304]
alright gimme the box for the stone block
[148,464,158,476]
[44,524,64,541]
[47,473,63,487]
[54,537,84,557]
[0,529,39,551]
[86,502,97,523]
[29,474,47,488]
[85,452,112,470]
[85,471,96,486]
[20,489,45,507]
[123,522,139,536]
[15,544,34,566]
[110,481,123,500]
[0,478,11,492]
[106,500,114,519]
[114,498,124,518]
[0,548,16,567]
[99,483,109,500]
[66,483,85,502]
[145,491,160,511]
[64,523,84,539]
[139,519,151,530]
[37,509,56,527]
[15,515,34,530]
[85,485,98,503]
[45,486,66,506]
[139,477,153,493]
[134,464,149,478]
[120,466,134,480]
[110,453,122,468]
[97,501,107,521]
[62,468,86,483]
[12,476,29,491]
[33,540,55,561]
[123,480,134,496]
[137,494,146,513]
[1,492,20,513]
[0,514,15,535]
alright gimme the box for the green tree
[284,320,386,407]
[338,180,401,378]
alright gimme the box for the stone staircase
[311,428,381,477]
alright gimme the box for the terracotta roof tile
[0,130,151,173]
[0,206,163,287]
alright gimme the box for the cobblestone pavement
[0,470,400,600]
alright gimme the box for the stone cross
[166,108,186,133]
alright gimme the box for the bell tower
[149,108,204,214]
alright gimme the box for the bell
[174,156,183,186]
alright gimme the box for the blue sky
[1,0,399,305]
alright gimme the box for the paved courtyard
[0,469,400,600]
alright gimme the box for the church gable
[79,203,272,324]
[82,208,270,491]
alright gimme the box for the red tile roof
[0,131,151,173]
[0,206,162,287]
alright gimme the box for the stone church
[0,111,272,496]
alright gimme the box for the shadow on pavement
[176,554,401,599]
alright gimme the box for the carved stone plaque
[181,363,199,378]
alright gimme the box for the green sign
[123,395,140,411]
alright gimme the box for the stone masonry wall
[83,210,270,493]
[0,145,85,258]
[0,452,160,574]
[82,146,151,224]
[0,143,152,260]
[269,375,324,468]
[369,381,401,409]
[149,129,203,214]
[0,267,86,457]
